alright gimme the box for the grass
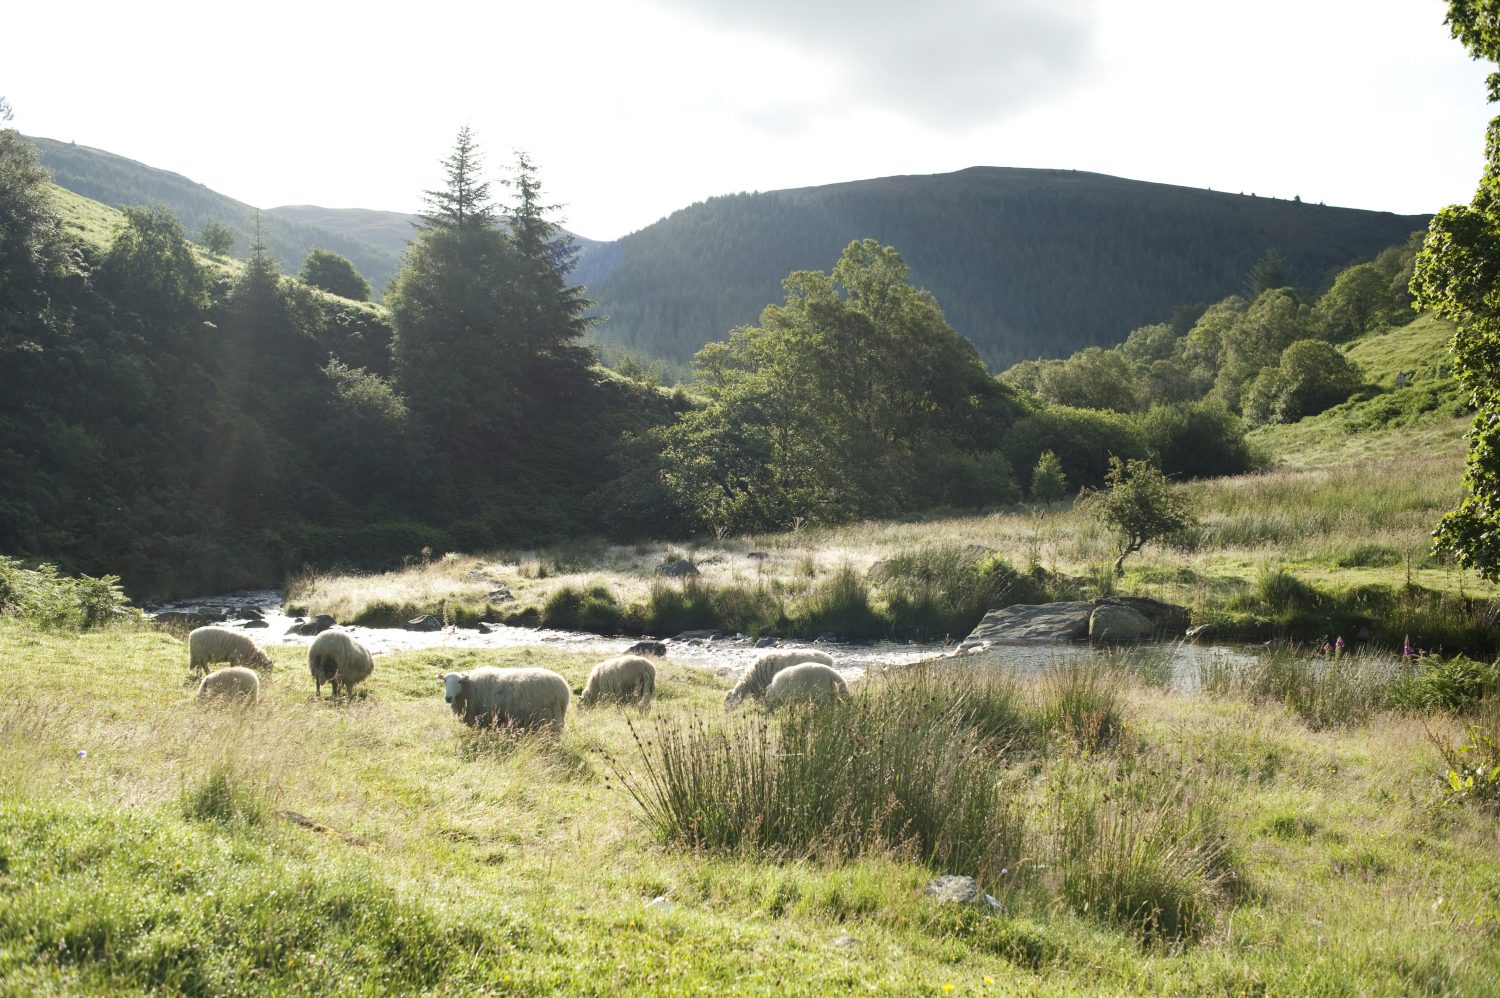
[3,619,1499,992]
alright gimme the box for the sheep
[763,662,850,709]
[579,654,656,709]
[307,629,374,697]
[188,625,273,676]
[724,649,835,708]
[438,666,570,732]
[197,666,260,705]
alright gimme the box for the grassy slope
[1,623,1496,994]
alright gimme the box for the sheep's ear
[435,672,444,680]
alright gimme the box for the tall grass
[1049,756,1237,943]
[616,680,1027,880]
[1037,658,1125,749]
[1198,646,1401,728]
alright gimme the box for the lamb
[438,666,570,732]
[579,654,656,709]
[724,649,835,708]
[188,625,273,676]
[763,662,850,709]
[307,629,374,697]
[196,666,260,704]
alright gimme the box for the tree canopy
[1418,0,1500,578]
[300,248,371,301]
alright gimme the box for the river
[149,590,1259,687]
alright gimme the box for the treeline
[999,238,1424,429]
[0,125,675,596]
[576,167,1427,371]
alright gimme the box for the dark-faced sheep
[580,654,656,709]
[197,666,260,705]
[439,666,570,732]
[725,649,835,708]
[308,629,374,697]
[763,662,850,709]
[188,626,273,676]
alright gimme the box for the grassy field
[0,621,1496,994]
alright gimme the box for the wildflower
[943,986,954,993]
[1403,635,1415,659]
[1335,636,1346,658]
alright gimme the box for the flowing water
[149,590,1259,686]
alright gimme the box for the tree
[300,248,371,301]
[100,204,206,318]
[660,240,1021,533]
[1316,263,1391,341]
[1034,346,1144,412]
[1241,339,1363,426]
[421,125,493,229]
[1417,1,1500,578]
[1031,450,1068,506]
[1247,248,1294,296]
[1078,457,1199,576]
[199,221,235,257]
[1213,288,1315,410]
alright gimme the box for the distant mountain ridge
[574,168,1429,368]
[26,136,406,295]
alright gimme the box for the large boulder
[958,601,1096,649]
[405,614,444,632]
[1089,604,1153,644]
[286,613,336,637]
[1091,595,1189,631]
[658,559,700,578]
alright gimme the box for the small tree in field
[1078,457,1198,576]
[1031,450,1068,507]
[199,221,235,257]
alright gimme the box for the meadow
[0,618,1496,994]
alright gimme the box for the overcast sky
[6,0,1492,240]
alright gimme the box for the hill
[575,168,1429,369]
[25,136,403,295]
[268,205,609,264]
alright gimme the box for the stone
[831,934,861,948]
[1092,595,1189,630]
[746,551,769,560]
[959,602,1096,647]
[1089,605,1154,644]
[241,607,264,620]
[626,640,667,657]
[657,559,700,578]
[485,588,514,603]
[923,875,1001,911]
[477,621,496,634]
[754,636,780,648]
[674,629,723,641]
[152,610,211,630]
[406,614,444,632]
[241,619,269,629]
[287,613,336,637]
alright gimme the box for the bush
[540,584,627,634]
[1393,655,1500,712]
[0,557,129,629]
[1429,698,1500,810]
[1001,406,1150,492]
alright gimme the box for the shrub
[1429,698,1500,810]
[0,557,129,629]
[1393,655,1500,712]
[539,583,626,633]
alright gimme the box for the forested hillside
[269,204,607,262]
[25,136,403,294]
[577,168,1428,369]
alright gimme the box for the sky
[5,0,1493,241]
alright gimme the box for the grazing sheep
[763,662,850,709]
[188,625,273,676]
[580,654,656,709]
[197,666,260,705]
[307,629,374,697]
[438,666,570,732]
[724,649,835,708]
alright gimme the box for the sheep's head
[439,672,467,704]
[723,688,742,709]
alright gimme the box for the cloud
[649,0,1102,130]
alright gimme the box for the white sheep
[308,629,374,697]
[763,662,850,709]
[579,654,656,709]
[188,626,273,676]
[438,666,570,732]
[724,649,835,708]
[197,666,260,704]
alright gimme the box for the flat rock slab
[959,601,1095,648]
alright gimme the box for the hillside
[576,168,1428,369]
[25,136,403,295]
[268,205,608,264]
